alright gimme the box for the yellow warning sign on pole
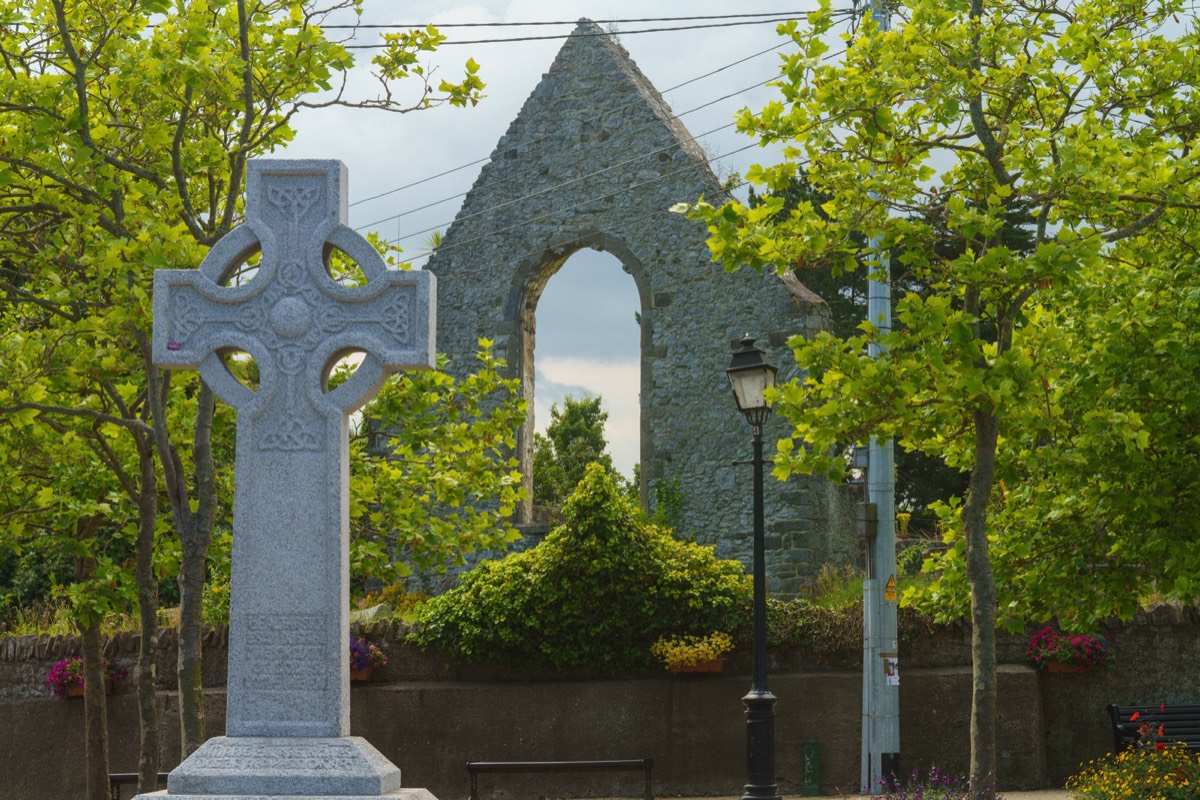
[884,575,897,603]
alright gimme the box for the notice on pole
[884,575,897,603]
[882,653,899,686]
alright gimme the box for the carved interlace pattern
[267,184,321,227]
[167,256,415,451]
[260,418,321,452]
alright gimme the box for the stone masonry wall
[4,609,1199,798]
[425,19,857,594]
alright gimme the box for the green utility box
[801,742,820,796]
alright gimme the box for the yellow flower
[650,632,734,670]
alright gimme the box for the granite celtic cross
[152,160,434,762]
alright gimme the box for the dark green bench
[108,772,168,800]
[1108,703,1200,752]
[467,759,653,800]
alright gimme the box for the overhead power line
[371,120,738,245]
[349,42,787,209]
[345,17,803,49]
[355,73,781,235]
[325,11,814,29]
[397,140,762,260]
[368,45,847,249]
[409,154,777,280]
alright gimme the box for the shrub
[765,597,861,653]
[411,464,751,672]
[201,580,230,626]
[763,598,934,655]
[1067,745,1200,800]
[361,583,429,616]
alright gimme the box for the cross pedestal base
[133,736,429,800]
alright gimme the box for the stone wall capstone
[425,19,856,594]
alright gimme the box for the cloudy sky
[283,2,842,475]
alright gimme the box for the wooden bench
[467,759,653,800]
[108,772,168,800]
[1108,703,1200,752]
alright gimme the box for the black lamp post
[725,335,780,800]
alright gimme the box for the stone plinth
[139,736,419,799]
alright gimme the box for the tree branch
[1103,206,1166,242]
[50,0,168,192]
[170,84,207,242]
[0,401,153,434]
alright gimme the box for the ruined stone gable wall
[426,21,856,593]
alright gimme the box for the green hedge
[411,464,752,672]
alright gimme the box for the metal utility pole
[860,0,900,792]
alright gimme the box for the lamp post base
[742,690,780,800]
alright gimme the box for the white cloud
[535,356,640,478]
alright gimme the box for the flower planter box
[669,659,724,674]
[64,678,113,697]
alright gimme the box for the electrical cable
[345,17,804,49]
[325,11,816,29]
[374,46,846,250]
[394,140,760,261]
[355,71,782,234]
[368,119,738,244]
[349,42,788,209]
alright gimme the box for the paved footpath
[803,792,1070,800]
[669,792,1071,800]
[816,791,1070,796]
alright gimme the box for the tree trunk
[134,432,160,792]
[177,520,208,755]
[76,556,111,800]
[963,409,1000,799]
[141,330,220,759]
[177,383,218,756]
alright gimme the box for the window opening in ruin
[531,247,641,516]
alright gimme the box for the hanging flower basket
[349,636,387,682]
[46,657,126,698]
[1027,625,1114,674]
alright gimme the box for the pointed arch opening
[510,233,652,522]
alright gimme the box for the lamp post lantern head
[726,335,777,430]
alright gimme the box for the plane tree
[680,0,1200,792]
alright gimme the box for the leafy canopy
[346,341,527,592]
[942,228,1200,630]
[680,0,1200,614]
[0,0,488,625]
[532,394,616,511]
[678,0,1199,788]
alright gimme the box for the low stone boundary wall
[2,606,1197,799]
[3,668,1042,800]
